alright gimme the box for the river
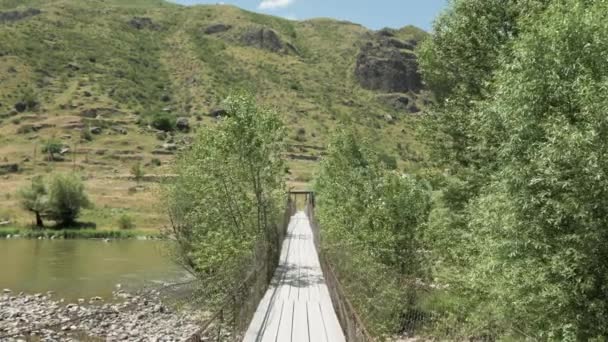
[0,239,188,301]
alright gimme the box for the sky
[171,0,448,31]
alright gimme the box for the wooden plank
[259,299,285,342]
[308,301,328,342]
[276,300,295,342]
[320,300,346,342]
[292,300,309,342]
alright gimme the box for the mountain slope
[0,0,429,228]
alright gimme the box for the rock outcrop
[204,23,232,35]
[128,17,160,30]
[175,117,190,132]
[377,94,411,111]
[241,27,285,53]
[355,42,422,93]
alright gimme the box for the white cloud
[258,0,295,10]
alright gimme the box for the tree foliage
[165,94,286,302]
[47,173,92,226]
[419,0,608,339]
[314,129,431,334]
[18,176,48,228]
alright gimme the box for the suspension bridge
[243,210,345,342]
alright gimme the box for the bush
[150,112,175,132]
[41,139,63,161]
[81,127,93,142]
[47,173,91,226]
[117,214,135,230]
[150,158,161,167]
[130,162,144,184]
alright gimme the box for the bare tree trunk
[35,212,44,228]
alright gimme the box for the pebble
[0,291,202,341]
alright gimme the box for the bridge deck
[243,211,345,342]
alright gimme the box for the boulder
[90,127,102,135]
[209,108,227,118]
[162,143,177,151]
[175,117,190,132]
[204,23,232,35]
[241,27,284,53]
[355,42,422,93]
[407,104,421,114]
[111,126,128,135]
[128,17,160,30]
[66,62,80,71]
[0,8,41,23]
[377,94,411,111]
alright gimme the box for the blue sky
[172,0,448,31]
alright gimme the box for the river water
[0,239,188,301]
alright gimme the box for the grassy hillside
[0,0,429,230]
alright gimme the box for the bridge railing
[187,195,296,342]
[304,192,375,342]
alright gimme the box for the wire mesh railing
[302,192,376,342]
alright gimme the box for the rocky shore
[0,288,203,341]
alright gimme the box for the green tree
[166,94,286,302]
[314,129,431,334]
[47,173,91,226]
[465,1,608,338]
[420,0,608,339]
[18,176,48,228]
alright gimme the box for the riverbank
[0,288,203,341]
[0,227,162,239]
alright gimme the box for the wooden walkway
[243,211,345,342]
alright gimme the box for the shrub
[47,173,91,226]
[81,127,93,142]
[150,158,161,167]
[117,214,135,230]
[150,112,175,132]
[42,139,63,161]
[130,162,144,184]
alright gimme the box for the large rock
[0,8,41,23]
[377,94,411,111]
[204,23,232,35]
[128,17,160,30]
[355,42,422,93]
[175,117,190,132]
[241,27,284,53]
